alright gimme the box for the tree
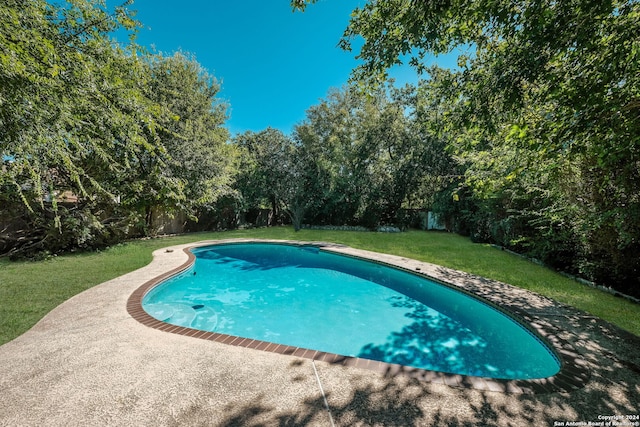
[292,83,458,228]
[0,1,235,255]
[1,0,142,210]
[234,128,298,226]
[234,127,322,230]
[0,0,163,254]
[293,87,369,225]
[130,51,236,233]
[295,0,640,293]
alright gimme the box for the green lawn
[1,227,638,345]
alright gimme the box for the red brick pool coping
[126,239,590,395]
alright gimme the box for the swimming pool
[141,242,561,380]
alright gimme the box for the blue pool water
[142,243,561,380]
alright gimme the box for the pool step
[144,302,218,332]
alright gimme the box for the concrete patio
[1,240,638,426]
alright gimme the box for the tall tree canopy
[1,0,146,210]
[1,0,235,255]
[129,51,236,231]
[292,83,456,227]
[234,128,297,225]
[293,0,640,294]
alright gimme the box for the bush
[1,202,137,259]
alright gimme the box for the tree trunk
[145,205,154,236]
[270,196,278,226]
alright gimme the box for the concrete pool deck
[1,239,639,426]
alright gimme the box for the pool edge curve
[126,238,590,395]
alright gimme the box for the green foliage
[289,84,458,227]
[1,2,236,256]
[233,128,323,230]
[301,0,640,295]
[446,1,640,294]
[131,51,237,231]
[234,128,299,225]
[229,81,458,231]
[1,0,156,254]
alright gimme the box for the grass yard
[1,227,638,345]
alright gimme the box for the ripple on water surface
[142,243,561,380]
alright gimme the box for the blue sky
[122,0,455,136]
